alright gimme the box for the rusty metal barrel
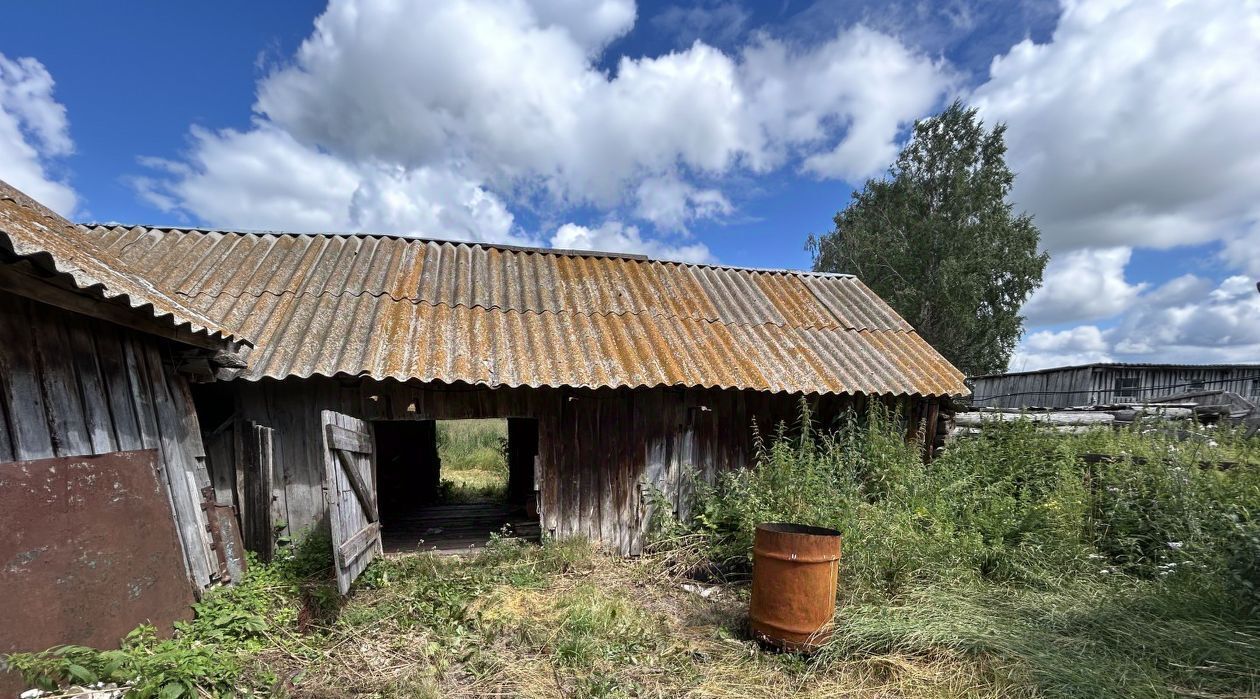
[748,522,842,652]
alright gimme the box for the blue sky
[1,0,1257,369]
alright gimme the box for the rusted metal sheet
[0,180,242,346]
[749,523,842,652]
[0,449,195,657]
[84,224,968,397]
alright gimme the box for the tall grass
[665,403,1260,698]
[436,419,508,473]
[436,419,508,501]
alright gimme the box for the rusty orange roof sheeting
[84,224,968,396]
[0,180,243,346]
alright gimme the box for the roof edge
[227,369,968,398]
[80,223,856,279]
[972,361,1260,380]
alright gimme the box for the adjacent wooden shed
[0,181,249,673]
[81,223,968,590]
[970,363,1260,409]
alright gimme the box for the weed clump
[656,401,1260,697]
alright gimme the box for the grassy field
[436,419,508,501]
[7,412,1259,698]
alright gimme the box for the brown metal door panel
[320,410,381,595]
[0,449,195,656]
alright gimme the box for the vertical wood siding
[1090,367,1260,404]
[0,289,220,589]
[221,377,918,555]
[971,366,1260,409]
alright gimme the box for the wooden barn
[74,221,969,591]
[970,362,1260,409]
[0,181,248,672]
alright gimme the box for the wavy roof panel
[0,181,242,346]
[83,224,967,396]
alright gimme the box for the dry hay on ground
[256,549,1018,699]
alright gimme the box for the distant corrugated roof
[972,362,1260,380]
[0,181,243,346]
[82,224,968,396]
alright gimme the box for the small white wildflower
[1167,541,1183,550]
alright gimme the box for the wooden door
[321,410,381,594]
[238,421,275,561]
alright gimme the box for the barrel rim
[757,522,841,538]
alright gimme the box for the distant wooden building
[969,363,1260,409]
[0,181,248,674]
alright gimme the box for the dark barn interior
[373,417,541,553]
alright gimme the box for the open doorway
[375,417,540,553]
[435,419,509,502]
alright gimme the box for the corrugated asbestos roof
[0,180,242,346]
[81,224,969,396]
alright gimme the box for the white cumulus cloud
[1012,275,1260,370]
[136,124,534,245]
[0,53,77,215]
[633,175,732,233]
[740,26,954,180]
[972,0,1260,256]
[1021,247,1146,325]
[1010,325,1111,372]
[551,220,713,263]
[141,0,951,250]
[1110,275,1260,362]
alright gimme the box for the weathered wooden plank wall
[972,366,1260,409]
[0,288,221,589]
[218,377,921,555]
[969,366,1094,408]
[1090,366,1260,404]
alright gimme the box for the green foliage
[658,403,1260,697]
[548,585,668,669]
[436,418,509,474]
[830,580,1258,699]
[5,530,339,697]
[809,101,1048,375]
[436,418,509,501]
[4,627,243,698]
[436,469,509,502]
